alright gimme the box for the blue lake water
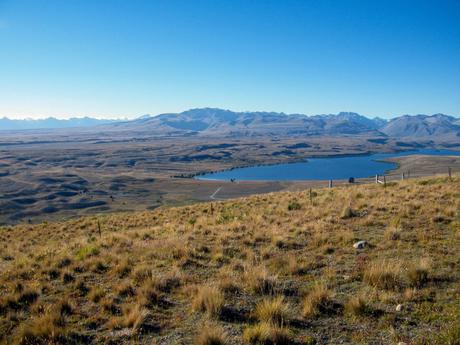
[197,149,460,181]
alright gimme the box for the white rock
[397,342,408,345]
[396,304,403,312]
[353,240,367,249]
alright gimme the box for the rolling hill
[0,176,458,344]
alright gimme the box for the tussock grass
[243,322,292,345]
[253,296,289,326]
[363,260,402,291]
[406,257,431,288]
[194,324,228,345]
[108,304,150,332]
[192,285,224,318]
[302,283,334,318]
[0,176,459,343]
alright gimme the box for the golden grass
[243,322,292,345]
[302,283,333,318]
[253,296,289,326]
[192,285,225,318]
[194,324,228,345]
[0,176,459,343]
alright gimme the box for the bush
[287,201,301,211]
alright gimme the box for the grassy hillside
[1,177,459,344]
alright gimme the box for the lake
[197,149,460,181]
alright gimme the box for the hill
[381,114,460,140]
[95,109,460,143]
[3,110,460,144]
[0,176,459,344]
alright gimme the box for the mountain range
[1,109,460,141]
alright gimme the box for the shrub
[243,322,292,345]
[287,201,301,211]
[254,296,289,326]
[192,285,224,318]
[194,324,228,345]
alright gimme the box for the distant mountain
[2,109,459,143]
[111,108,387,137]
[0,117,119,130]
[381,114,460,139]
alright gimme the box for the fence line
[323,166,455,189]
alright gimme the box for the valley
[1,123,459,224]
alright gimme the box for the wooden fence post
[448,167,452,180]
[375,174,379,184]
[97,220,102,238]
[309,188,313,204]
[328,180,332,188]
[383,175,386,187]
[401,172,405,181]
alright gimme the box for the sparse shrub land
[0,176,459,344]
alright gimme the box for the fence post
[309,188,313,204]
[448,167,452,180]
[375,174,378,184]
[401,172,405,181]
[328,180,332,188]
[383,175,386,187]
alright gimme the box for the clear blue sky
[0,0,459,119]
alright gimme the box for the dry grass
[363,260,403,291]
[194,324,228,345]
[302,283,333,318]
[108,304,150,332]
[243,322,292,345]
[253,296,289,326]
[0,176,459,344]
[192,285,225,318]
[407,258,431,288]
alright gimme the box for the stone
[353,240,367,249]
[396,304,403,312]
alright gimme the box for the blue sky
[0,0,459,119]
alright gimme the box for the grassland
[1,133,459,225]
[1,176,459,344]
